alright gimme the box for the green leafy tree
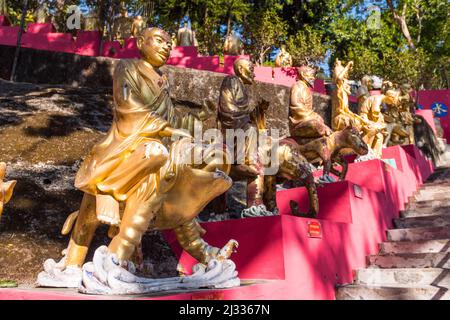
[243,8,288,65]
[286,25,327,66]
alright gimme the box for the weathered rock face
[0,80,178,285]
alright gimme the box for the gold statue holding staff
[331,59,385,157]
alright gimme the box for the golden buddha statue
[331,59,359,130]
[218,58,265,208]
[130,15,146,37]
[37,28,238,289]
[289,65,332,144]
[112,5,132,40]
[359,92,399,156]
[331,59,384,157]
[383,84,415,146]
[275,45,293,68]
[171,33,178,48]
[399,83,416,144]
[35,2,49,24]
[177,22,196,46]
[224,32,244,56]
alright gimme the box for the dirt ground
[0,79,178,285]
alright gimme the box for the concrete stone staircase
[336,167,450,300]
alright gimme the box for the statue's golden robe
[289,80,331,139]
[75,59,176,201]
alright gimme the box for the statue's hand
[160,127,193,139]
[198,100,217,121]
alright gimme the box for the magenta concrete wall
[26,23,56,34]
[159,145,433,300]
[416,89,450,142]
[0,145,434,300]
[0,15,10,26]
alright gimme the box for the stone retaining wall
[0,44,332,136]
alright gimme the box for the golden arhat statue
[398,83,416,144]
[383,84,415,146]
[359,91,399,156]
[177,21,196,46]
[275,45,293,68]
[112,4,132,40]
[289,65,332,143]
[0,162,15,221]
[37,28,240,294]
[224,31,244,56]
[218,58,265,208]
[130,15,146,38]
[331,59,384,157]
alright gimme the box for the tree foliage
[2,0,448,88]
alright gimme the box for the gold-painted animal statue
[297,126,369,180]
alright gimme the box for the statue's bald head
[141,28,170,42]
[137,28,172,67]
[298,65,316,87]
[383,89,400,106]
[234,58,254,85]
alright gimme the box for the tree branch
[385,0,416,50]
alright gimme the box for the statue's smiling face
[138,28,172,68]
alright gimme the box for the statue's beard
[302,77,314,88]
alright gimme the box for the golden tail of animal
[61,210,79,235]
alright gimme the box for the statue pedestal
[277,181,376,224]
[401,144,434,182]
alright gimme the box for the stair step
[368,253,450,268]
[380,239,450,254]
[336,285,450,300]
[401,206,450,218]
[355,268,450,286]
[395,215,450,228]
[387,226,450,241]
[414,192,450,202]
[408,199,450,210]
